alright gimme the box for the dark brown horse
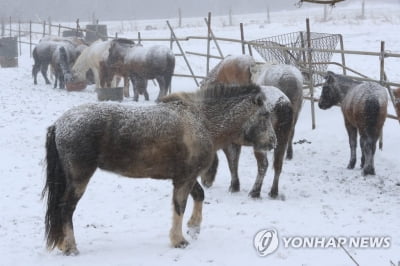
[105,40,175,102]
[200,55,302,198]
[202,85,293,198]
[319,71,388,175]
[393,87,400,120]
[42,84,276,255]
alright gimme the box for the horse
[199,54,302,198]
[251,61,304,160]
[105,40,175,102]
[71,39,133,90]
[42,84,277,255]
[201,85,293,198]
[50,43,86,89]
[32,37,86,85]
[318,71,388,176]
[393,87,400,120]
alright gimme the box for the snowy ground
[0,2,399,266]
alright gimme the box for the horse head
[107,42,125,67]
[318,71,342,110]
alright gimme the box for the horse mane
[112,38,135,45]
[161,84,262,105]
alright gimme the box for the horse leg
[123,75,130,97]
[345,120,358,169]
[43,125,95,255]
[155,76,167,102]
[143,79,149,101]
[32,63,40,85]
[170,178,196,248]
[362,135,377,176]
[285,126,295,160]
[223,144,242,193]
[187,181,204,239]
[249,150,268,198]
[130,75,139,101]
[360,137,365,168]
[41,64,51,84]
[200,154,219,188]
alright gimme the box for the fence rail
[1,15,399,125]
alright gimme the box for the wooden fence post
[306,18,316,130]
[43,21,46,37]
[18,20,21,56]
[206,12,211,75]
[166,20,199,87]
[240,23,245,55]
[29,20,32,58]
[9,16,12,37]
[178,8,182,28]
[204,17,224,59]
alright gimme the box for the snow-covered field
[0,2,399,266]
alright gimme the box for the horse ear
[254,93,265,106]
[325,71,336,83]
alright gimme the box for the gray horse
[318,71,388,175]
[42,84,276,255]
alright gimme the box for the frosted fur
[260,85,290,112]
[71,40,114,87]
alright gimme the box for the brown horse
[200,55,302,198]
[105,40,175,102]
[319,71,388,175]
[42,84,276,255]
[393,87,400,120]
[202,85,293,198]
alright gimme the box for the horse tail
[166,52,175,94]
[364,97,382,147]
[42,125,66,250]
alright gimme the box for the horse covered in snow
[70,39,133,89]
[318,71,388,175]
[105,40,175,102]
[200,54,302,198]
[202,85,293,198]
[42,83,276,255]
[32,37,86,86]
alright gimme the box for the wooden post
[206,12,211,75]
[229,8,233,26]
[1,17,5,37]
[306,18,316,130]
[379,41,385,84]
[43,20,46,37]
[361,0,365,19]
[48,17,52,36]
[178,8,182,28]
[137,32,141,44]
[323,5,328,22]
[29,20,32,57]
[9,16,12,37]
[166,20,199,87]
[58,24,61,36]
[267,6,271,24]
[240,23,245,55]
[18,20,21,56]
[204,17,224,58]
[339,35,347,75]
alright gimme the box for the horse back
[54,103,211,179]
[341,82,388,133]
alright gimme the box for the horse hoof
[187,226,200,240]
[62,247,79,256]
[362,167,375,176]
[174,239,189,248]
[347,162,356,169]
[201,180,213,188]
[249,190,261,198]
[269,191,278,199]
[229,185,240,193]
